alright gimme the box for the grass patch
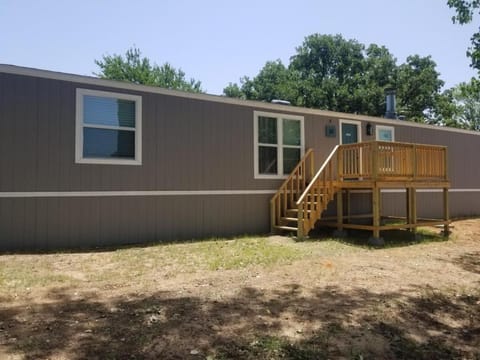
[107,236,307,274]
[0,236,309,292]
[0,255,74,291]
[204,237,305,270]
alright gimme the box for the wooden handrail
[338,141,448,181]
[270,148,315,232]
[296,145,339,237]
[271,148,314,202]
[297,145,339,204]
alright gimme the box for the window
[376,125,394,142]
[376,125,395,172]
[254,111,304,178]
[76,89,142,165]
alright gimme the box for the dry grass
[0,236,316,296]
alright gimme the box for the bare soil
[1,219,479,359]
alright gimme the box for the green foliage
[224,60,301,104]
[95,47,203,93]
[223,82,245,99]
[430,78,480,130]
[452,78,480,130]
[290,34,368,111]
[395,55,444,121]
[224,34,445,123]
[448,0,480,71]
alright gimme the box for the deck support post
[372,186,381,239]
[270,200,276,233]
[369,185,384,245]
[443,187,450,235]
[297,206,304,239]
[345,189,351,224]
[336,190,343,231]
[407,187,418,234]
[406,188,412,232]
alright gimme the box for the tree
[238,60,301,103]
[359,44,398,115]
[429,89,463,127]
[448,0,480,72]
[95,47,203,93]
[427,78,480,130]
[290,34,367,111]
[395,55,445,121]
[224,34,446,123]
[452,78,480,130]
[223,82,245,99]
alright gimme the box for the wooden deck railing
[271,141,448,238]
[270,148,315,232]
[338,141,448,181]
[296,145,339,237]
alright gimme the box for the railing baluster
[270,149,314,232]
[289,172,294,206]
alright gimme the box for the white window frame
[339,119,363,177]
[253,111,305,179]
[376,125,396,173]
[376,125,395,142]
[75,88,142,165]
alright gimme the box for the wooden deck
[271,141,450,241]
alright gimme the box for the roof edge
[1,63,479,136]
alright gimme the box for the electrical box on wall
[325,124,336,137]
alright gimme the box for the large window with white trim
[76,89,142,165]
[254,111,304,178]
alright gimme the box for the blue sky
[1,0,477,94]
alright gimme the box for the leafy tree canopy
[224,34,443,123]
[396,55,444,121]
[444,78,480,130]
[95,47,203,93]
[448,0,480,71]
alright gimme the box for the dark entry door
[341,123,358,144]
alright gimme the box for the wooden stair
[271,146,339,237]
[274,196,331,234]
[272,141,450,239]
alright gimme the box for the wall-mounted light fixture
[366,123,373,136]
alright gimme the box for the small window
[76,89,142,165]
[254,111,304,179]
[376,125,394,142]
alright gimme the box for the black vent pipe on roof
[384,88,397,119]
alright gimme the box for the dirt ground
[0,219,479,359]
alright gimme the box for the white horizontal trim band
[0,190,277,198]
[0,189,479,198]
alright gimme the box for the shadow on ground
[452,251,480,275]
[1,284,479,359]
[306,226,448,249]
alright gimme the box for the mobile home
[1,65,479,250]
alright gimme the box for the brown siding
[0,195,270,251]
[1,73,272,192]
